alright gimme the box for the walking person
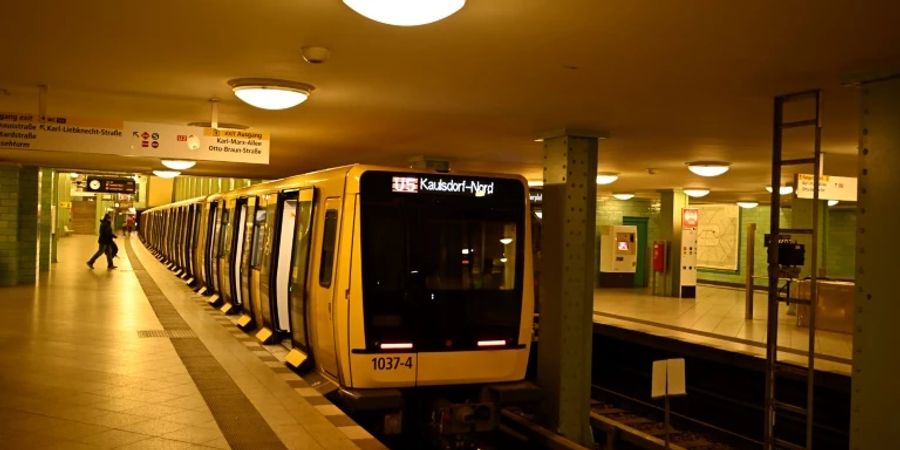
[124,214,135,237]
[86,213,118,269]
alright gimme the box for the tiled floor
[0,235,373,449]
[0,237,228,449]
[593,286,853,376]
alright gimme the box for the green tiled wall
[825,208,856,279]
[595,198,661,286]
[172,176,263,201]
[697,205,855,286]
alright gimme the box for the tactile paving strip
[137,329,197,338]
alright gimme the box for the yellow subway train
[139,164,536,437]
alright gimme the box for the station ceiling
[2,1,900,202]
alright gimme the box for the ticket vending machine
[599,225,638,287]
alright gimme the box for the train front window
[360,171,525,352]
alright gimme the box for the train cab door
[206,202,221,293]
[232,199,248,308]
[313,197,342,377]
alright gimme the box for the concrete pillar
[655,189,689,296]
[790,198,827,277]
[851,75,900,447]
[537,130,600,446]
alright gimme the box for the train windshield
[360,171,525,352]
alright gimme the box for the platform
[0,235,384,449]
[593,286,853,376]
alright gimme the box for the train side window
[318,209,338,288]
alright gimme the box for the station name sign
[392,176,496,197]
[0,113,269,165]
[85,176,136,194]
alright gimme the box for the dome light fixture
[228,78,315,110]
[343,0,466,27]
[828,200,840,207]
[161,159,196,170]
[687,161,731,177]
[683,188,710,198]
[596,172,619,185]
[153,170,181,179]
[613,193,635,201]
[737,201,759,209]
[765,185,794,195]
[68,172,79,179]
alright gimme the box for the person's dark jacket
[98,219,115,245]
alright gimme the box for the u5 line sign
[0,112,270,164]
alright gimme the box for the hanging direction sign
[0,113,269,164]
[795,174,857,201]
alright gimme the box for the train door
[314,197,342,377]
[232,199,248,307]
[270,189,312,335]
[210,203,224,293]
[205,202,220,292]
[240,197,258,318]
[217,206,232,301]
[288,189,316,367]
[249,197,270,328]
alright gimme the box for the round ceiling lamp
[613,193,635,201]
[153,170,181,179]
[828,200,840,207]
[683,188,710,198]
[737,201,759,209]
[596,172,619,185]
[343,0,466,26]
[765,185,794,195]
[68,172,79,179]
[687,161,731,177]
[229,78,315,110]
[161,160,196,171]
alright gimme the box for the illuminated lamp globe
[68,172,79,179]
[596,172,619,185]
[828,200,840,207]
[737,201,759,209]
[161,159,196,170]
[613,193,635,201]
[343,0,466,26]
[687,161,731,177]
[765,185,794,195]
[229,79,314,110]
[153,170,181,179]
[683,188,710,198]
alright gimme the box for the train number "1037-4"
[371,356,413,371]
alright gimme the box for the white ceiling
[2,1,899,201]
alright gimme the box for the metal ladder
[765,89,822,450]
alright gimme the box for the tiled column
[537,130,600,446]
[0,166,21,286]
[17,167,40,284]
[655,189,689,296]
[851,75,900,447]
